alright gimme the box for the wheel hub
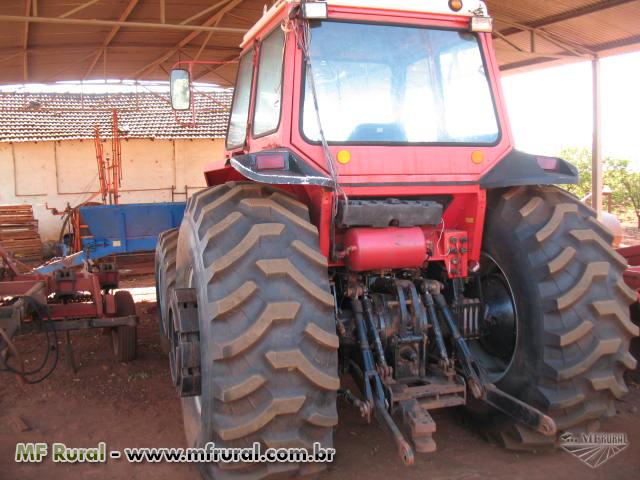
[168,288,201,397]
[467,253,518,381]
[480,274,517,362]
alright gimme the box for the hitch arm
[483,384,557,436]
[351,298,415,466]
[362,296,392,379]
[420,288,450,369]
[432,293,556,437]
[373,394,415,466]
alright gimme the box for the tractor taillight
[255,152,287,171]
[536,156,559,171]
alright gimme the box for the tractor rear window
[226,49,254,149]
[302,22,500,145]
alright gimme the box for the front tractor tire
[155,228,178,354]
[479,186,638,449]
[174,182,339,479]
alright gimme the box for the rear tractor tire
[475,185,638,449]
[173,182,339,479]
[111,290,137,362]
[155,228,178,355]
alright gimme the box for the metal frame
[0,247,136,360]
[83,0,141,80]
[22,0,31,82]
[0,14,246,35]
[0,248,138,381]
[131,0,246,80]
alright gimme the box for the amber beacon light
[448,0,463,12]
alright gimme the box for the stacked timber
[0,205,43,264]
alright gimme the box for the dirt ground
[2,266,640,480]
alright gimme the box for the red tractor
[157,1,638,477]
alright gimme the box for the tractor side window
[253,28,285,137]
[226,49,254,149]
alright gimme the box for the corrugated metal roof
[0,0,638,85]
[488,0,640,71]
[0,91,232,142]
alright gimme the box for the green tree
[606,158,632,208]
[559,148,636,221]
[620,170,640,228]
[559,147,591,199]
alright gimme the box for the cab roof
[242,0,489,47]
[322,0,488,17]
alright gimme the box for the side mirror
[170,69,191,110]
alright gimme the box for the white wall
[0,138,225,241]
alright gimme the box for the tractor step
[400,399,437,453]
[391,375,466,453]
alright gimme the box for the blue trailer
[36,202,186,273]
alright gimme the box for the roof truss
[0,0,638,84]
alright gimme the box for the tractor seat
[347,123,407,143]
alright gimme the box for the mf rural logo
[560,431,628,468]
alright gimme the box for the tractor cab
[174,0,511,181]
[171,0,576,270]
